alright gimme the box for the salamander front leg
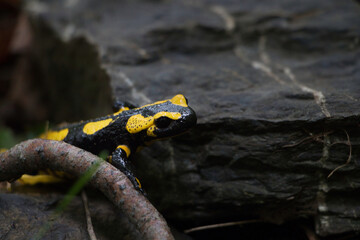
[109,145,143,193]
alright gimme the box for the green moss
[0,127,17,149]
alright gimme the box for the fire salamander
[19,94,197,191]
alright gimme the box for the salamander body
[24,94,197,190]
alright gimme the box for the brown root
[0,139,174,240]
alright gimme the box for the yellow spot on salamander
[113,107,130,116]
[147,126,157,137]
[83,118,113,135]
[170,94,188,107]
[18,174,63,185]
[0,148,7,153]
[126,114,154,134]
[41,128,69,141]
[136,94,187,110]
[126,112,181,137]
[116,145,131,157]
[135,177,142,189]
[154,112,181,119]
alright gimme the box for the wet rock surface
[1,0,360,238]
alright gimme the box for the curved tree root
[0,139,174,240]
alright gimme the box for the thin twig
[282,136,314,148]
[81,190,98,240]
[328,130,352,178]
[330,141,349,147]
[283,131,333,148]
[184,219,262,234]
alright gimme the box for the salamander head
[125,94,197,143]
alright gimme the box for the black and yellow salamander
[18,94,197,191]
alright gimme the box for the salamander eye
[155,117,172,128]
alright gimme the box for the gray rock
[0,190,142,240]
[12,0,360,237]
